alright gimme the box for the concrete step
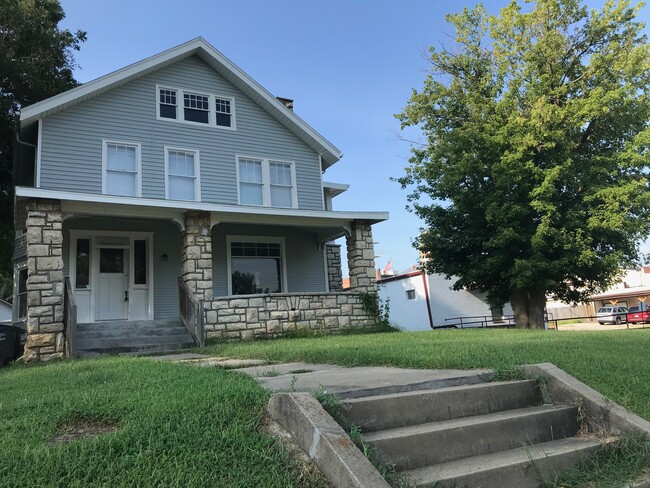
[403,437,606,488]
[363,405,579,470]
[77,333,194,350]
[77,341,196,358]
[77,319,182,331]
[342,380,540,433]
[77,326,190,340]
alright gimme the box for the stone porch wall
[326,243,343,291]
[204,292,377,340]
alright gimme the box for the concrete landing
[246,363,494,399]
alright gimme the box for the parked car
[626,306,649,324]
[596,306,628,325]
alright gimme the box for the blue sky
[59,0,650,273]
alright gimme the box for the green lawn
[2,329,649,488]
[0,358,325,488]
[204,328,650,421]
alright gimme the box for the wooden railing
[64,277,77,358]
[178,278,205,347]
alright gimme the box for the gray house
[12,38,387,361]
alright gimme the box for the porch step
[76,320,196,357]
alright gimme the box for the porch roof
[17,186,388,240]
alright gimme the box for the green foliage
[0,357,321,487]
[0,0,86,297]
[396,0,650,327]
[359,291,392,329]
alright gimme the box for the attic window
[184,93,209,123]
[156,84,235,129]
[159,88,177,119]
[215,98,232,127]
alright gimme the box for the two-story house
[12,38,388,361]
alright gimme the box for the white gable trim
[19,37,343,168]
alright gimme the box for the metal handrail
[178,278,205,347]
[64,277,77,358]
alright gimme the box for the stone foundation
[204,292,377,340]
[346,220,377,293]
[326,243,343,291]
[24,199,64,362]
[181,211,213,301]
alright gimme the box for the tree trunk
[509,287,547,329]
[510,288,530,328]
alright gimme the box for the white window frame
[226,235,288,296]
[155,84,236,130]
[164,146,201,202]
[102,140,142,197]
[13,263,28,322]
[236,155,298,209]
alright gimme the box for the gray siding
[61,217,182,319]
[212,224,326,297]
[40,56,324,210]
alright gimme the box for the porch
[16,198,384,361]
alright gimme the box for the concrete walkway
[149,353,493,398]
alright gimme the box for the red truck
[626,306,650,324]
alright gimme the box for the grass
[0,357,327,488]
[203,328,650,421]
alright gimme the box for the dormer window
[156,84,235,129]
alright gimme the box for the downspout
[421,271,434,329]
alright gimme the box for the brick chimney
[276,97,294,111]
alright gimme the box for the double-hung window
[165,147,200,201]
[102,140,141,197]
[237,156,297,208]
[157,85,235,129]
[183,92,209,124]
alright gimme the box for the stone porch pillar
[181,211,213,301]
[326,243,343,291]
[24,199,65,362]
[346,220,377,293]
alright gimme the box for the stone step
[403,437,606,488]
[77,326,190,340]
[362,405,579,470]
[342,380,540,432]
[77,341,196,358]
[77,333,194,350]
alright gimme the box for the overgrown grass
[0,357,327,487]
[203,329,650,421]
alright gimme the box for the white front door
[96,247,128,321]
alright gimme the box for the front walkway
[149,353,492,397]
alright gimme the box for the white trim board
[19,37,342,168]
[16,186,389,225]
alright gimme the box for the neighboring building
[0,299,12,324]
[12,38,388,361]
[378,270,513,331]
[590,267,650,311]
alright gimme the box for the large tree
[0,0,85,297]
[397,0,650,328]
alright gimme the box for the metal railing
[64,277,77,358]
[178,278,205,347]
[441,315,517,329]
